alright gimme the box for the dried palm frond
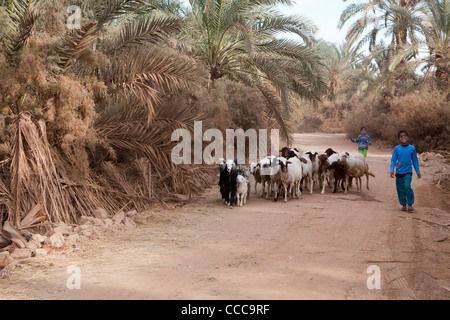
[5,0,41,62]
[58,21,98,71]
[6,113,69,226]
[0,113,163,228]
[95,0,146,29]
[95,96,216,201]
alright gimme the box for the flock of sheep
[218,147,375,208]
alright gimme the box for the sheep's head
[338,153,349,164]
[226,159,235,173]
[280,147,290,158]
[236,175,245,185]
[278,157,288,172]
[250,163,258,174]
[304,151,317,162]
[325,148,337,157]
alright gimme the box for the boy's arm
[350,134,361,143]
[412,147,421,176]
[390,148,397,177]
[368,135,372,145]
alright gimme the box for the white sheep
[302,150,319,189]
[259,156,277,200]
[269,158,282,200]
[277,156,303,202]
[339,153,375,194]
[299,155,314,194]
[236,174,248,206]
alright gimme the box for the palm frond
[255,82,291,144]
[104,16,181,55]
[95,0,147,29]
[102,45,200,119]
[58,21,98,71]
[5,0,41,62]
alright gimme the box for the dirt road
[1,133,449,300]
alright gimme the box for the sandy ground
[1,133,449,300]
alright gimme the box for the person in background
[390,130,422,212]
[350,126,372,157]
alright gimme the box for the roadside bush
[343,85,450,153]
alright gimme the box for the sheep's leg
[273,182,279,202]
[261,181,265,198]
[309,175,314,194]
[344,175,348,194]
[229,189,235,208]
[284,184,288,203]
[321,175,327,195]
[244,192,247,205]
[366,172,370,190]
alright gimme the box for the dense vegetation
[0,0,448,227]
[302,0,449,151]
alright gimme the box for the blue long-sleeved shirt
[390,144,421,175]
[351,134,372,150]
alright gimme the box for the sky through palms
[277,0,362,44]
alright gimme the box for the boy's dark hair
[360,126,367,131]
[398,130,409,138]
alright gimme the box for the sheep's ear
[286,161,292,164]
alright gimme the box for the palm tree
[0,0,209,227]
[339,0,422,58]
[389,0,449,84]
[317,39,365,100]
[176,0,327,141]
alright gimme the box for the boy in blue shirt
[350,126,371,157]
[390,130,422,212]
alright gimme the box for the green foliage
[175,0,328,142]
